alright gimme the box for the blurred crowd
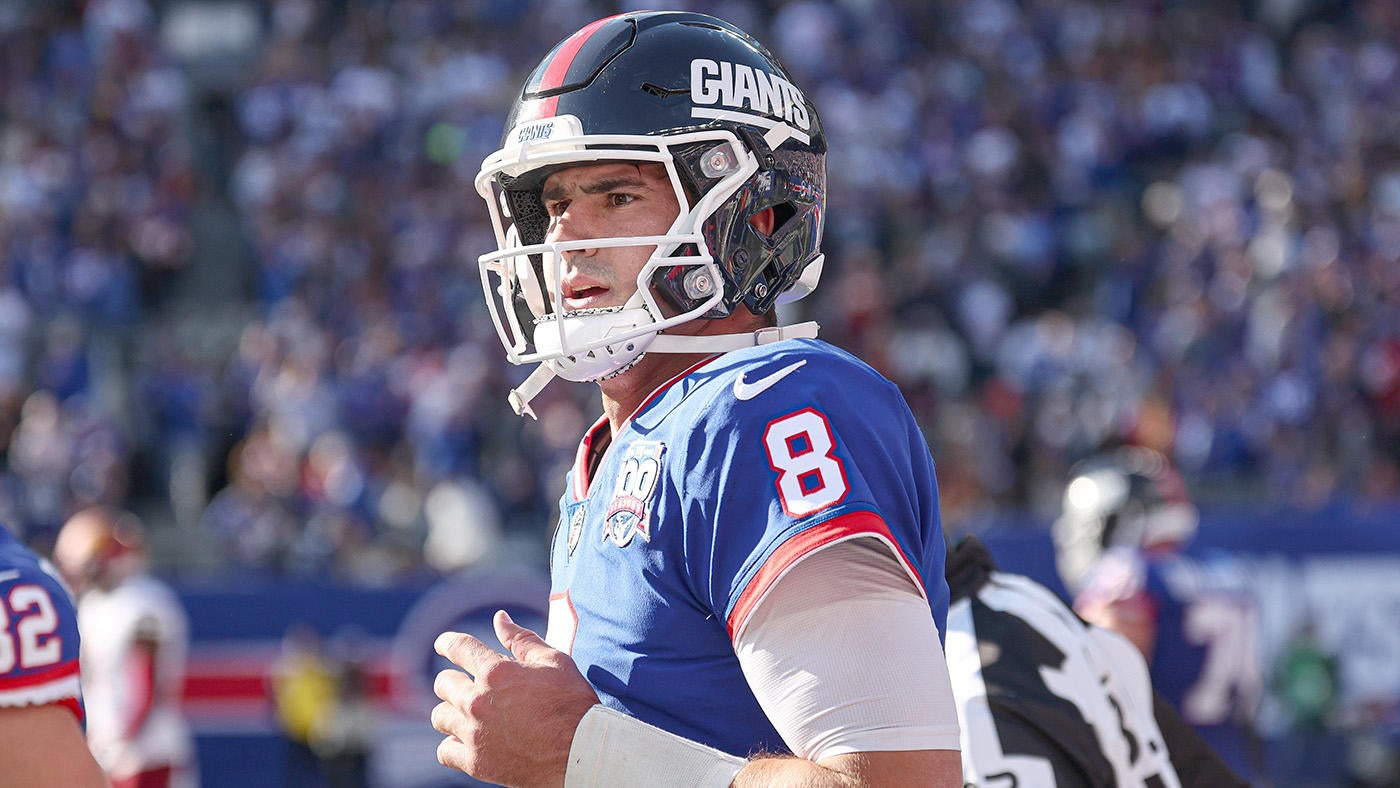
[0,0,1397,581]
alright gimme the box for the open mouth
[563,284,610,310]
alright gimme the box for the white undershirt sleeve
[732,537,961,762]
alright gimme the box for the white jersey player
[55,507,197,788]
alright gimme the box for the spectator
[269,624,337,788]
[1273,616,1343,786]
[0,0,1394,588]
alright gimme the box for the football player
[1054,447,1263,782]
[0,523,107,787]
[946,534,1246,787]
[54,507,196,788]
[430,11,961,787]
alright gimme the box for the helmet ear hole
[748,207,775,237]
[768,202,797,236]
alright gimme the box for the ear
[748,207,775,237]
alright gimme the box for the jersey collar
[570,355,721,500]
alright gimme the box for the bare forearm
[735,758,865,788]
[734,750,961,788]
[432,618,964,788]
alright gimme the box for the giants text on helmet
[689,59,811,131]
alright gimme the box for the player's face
[539,162,681,312]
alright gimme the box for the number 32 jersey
[545,338,950,758]
[0,525,84,721]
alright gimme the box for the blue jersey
[1078,546,1261,779]
[545,338,949,758]
[0,525,84,722]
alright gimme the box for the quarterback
[430,11,961,787]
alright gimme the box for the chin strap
[506,321,821,419]
[646,320,820,354]
[507,364,558,420]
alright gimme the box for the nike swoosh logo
[0,569,21,583]
[733,360,807,401]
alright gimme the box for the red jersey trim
[572,355,720,500]
[0,658,80,691]
[572,416,610,500]
[726,511,926,640]
[56,696,84,724]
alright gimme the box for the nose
[542,206,600,292]
[546,203,598,255]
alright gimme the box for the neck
[597,311,764,434]
[598,351,708,434]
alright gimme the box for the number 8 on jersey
[763,408,849,517]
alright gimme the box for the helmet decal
[519,14,630,124]
[689,59,813,143]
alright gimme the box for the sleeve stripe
[0,658,80,691]
[726,511,926,640]
[0,661,82,710]
[56,696,84,724]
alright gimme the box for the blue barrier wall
[178,566,551,788]
[173,503,1400,787]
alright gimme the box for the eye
[608,192,637,208]
[545,198,570,217]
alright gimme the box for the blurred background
[1,0,1398,785]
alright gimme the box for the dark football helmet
[1052,447,1199,592]
[474,11,826,414]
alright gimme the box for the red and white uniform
[78,573,196,787]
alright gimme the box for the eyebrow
[541,172,651,203]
